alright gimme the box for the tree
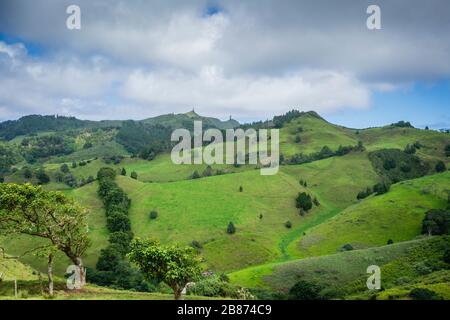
[149,210,158,220]
[296,192,313,212]
[285,221,292,229]
[23,167,32,179]
[191,170,200,179]
[409,288,441,300]
[36,169,50,184]
[0,183,90,293]
[387,239,394,245]
[422,209,450,236]
[294,135,301,143]
[128,238,202,300]
[373,181,390,195]
[227,222,236,234]
[121,168,127,176]
[445,144,450,157]
[72,161,77,168]
[60,163,70,173]
[435,161,446,173]
[288,280,323,300]
[425,126,429,130]
[130,171,138,179]
[404,144,416,154]
[239,186,243,192]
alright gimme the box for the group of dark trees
[116,121,172,160]
[295,192,319,215]
[88,167,153,291]
[422,209,450,236]
[21,135,74,163]
[357,180,391,200]
[390,121,414,128]
[286,142,365,165]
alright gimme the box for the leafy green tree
[435,161,446,173]
[285,221,292,229]
[71,161,77,168]
[23,167,32,179]
[60,163,70,173]
[35,169,50,184]
[387,239,394,245]
[295,135,301,143]
[121,168,127,176]
[373,181,390,195]
[289,280,323,300]
[107,212,131,232]
[296,192,313,212]
[227,222,236,234]
[422,209,450,236]
[239,186,243,192]
[97,167,116,180]
[130,171,138,180]
[128,238,202,300]
[0,183,90,292]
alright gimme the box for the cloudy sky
[0,0,449,128]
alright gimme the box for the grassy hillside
[279,113,358,157]
[295,171,450,258]
[229,236,450,299]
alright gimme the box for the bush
[227,222,236,234]
[294,135,301,143]
[188,275,240,298]
[71,161,77,168]
[191,240,203,250]
[121,168,127,176]
[373,181,390,195]
[239,186,243,192]
[435,161,446,173]
[387,239,394,245]
[23,167,33,179]
[285,221,292,229]
[288,280,323,300]
[149,210,158,220]
[404,144,416,154]
[130,171,138,180]
[340,244,354,251]
[409,288,441,300]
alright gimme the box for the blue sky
[0,0,449,128]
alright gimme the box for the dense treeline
[88,167,154,291]
[285,142,365,165]
[0,115,89,140]
[21,135,75,163]
[115,121,172,160]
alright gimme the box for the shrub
[288,280,323,300]
[23,167,32,179]
[373,182,390,195]
[71,161,77,168]
[239,186,243,192]
[188,275,240,298]
[285,221,292,229]
[313,197,320,206]
[387,239,394,245]
[404,144,416,154]
[409,288,441,300]
[191,240,202,250]
[227,222,236,234]
[340,244,354,251]
[149,210,158,220]
[121,168,127,176]
[435,161,446,173]
[130,171,138,180]
[294,135,301,143]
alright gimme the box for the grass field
[295,171,450,258]
[229,236,450,299]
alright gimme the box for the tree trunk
[47,253,54,297]
[173,284,182,300]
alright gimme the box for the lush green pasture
[296,171,450,257]
[230,236,450,299]
[279,114,358,157]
